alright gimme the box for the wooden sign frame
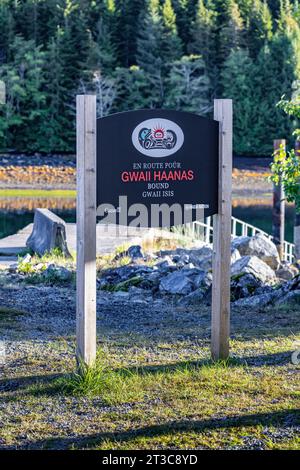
[76,95,232,366]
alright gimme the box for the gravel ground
[0,282,299,450]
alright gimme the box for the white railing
[172,216,295,263]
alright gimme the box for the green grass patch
[0,189,76,198]
[0,305,26,329]
[0,306,26,317]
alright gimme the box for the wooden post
[76,95,97,367]
[272,139,286,260]
[0,80,5,104]
[294,140,300,261]
[211,99,232,361]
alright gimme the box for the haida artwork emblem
[138,125,177,150]
[132,118,184,157]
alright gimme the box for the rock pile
[9,232,299,308]
[97,233,299,308]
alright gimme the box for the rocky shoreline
[0,154,272,195]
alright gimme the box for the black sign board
[97,109,219,227]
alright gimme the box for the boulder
[159,270,195,295]
[231,255,277,285]
[128,245,144,261]
[231,272,262,300]
[155,256,176,271]
[188,246,213,267]
[8,263,18,273]
[43,264,72,282]
[194,271,212,290]
[277,290,300,307]
[276,263,299,281]
[178,288,207,306]
[231,248,241,265]
[232,233,280,270]
[26,209,71,257]
[159,268,211,295]
[196,255,212,272]
[233,290,280,308]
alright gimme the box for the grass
[0,305,26,329]
[16,248,75,284]
[0,324,299,449]
[0,189,76,198]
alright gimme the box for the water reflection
[0,197,295,242]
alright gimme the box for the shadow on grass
[24,408,300,450]
[0,349,294,401]
[0,372,69,399]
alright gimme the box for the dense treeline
[0,0,299,155]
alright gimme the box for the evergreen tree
[247,0,273,57]
[0,36,46,151]
[0,2,15,64]
[165,54,211,113]
[0,0,299,153]
[252,32,299,154]
[221,48,255,154]
[219,0,245,61]
[137,0,182,107]
[137,0,166,106]
[161,0,183,62]
[56,0,92,149]
[189,0,218,95]
[115,0,145,67]
[41,30,70,152]
[115,65,150,112]
[172,0,198,48]
[87,16,117,74]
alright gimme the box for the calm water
[0,202,295,243]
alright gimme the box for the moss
[102,275,142,292]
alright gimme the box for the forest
[0,0,299,155]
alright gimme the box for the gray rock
[188,246,213,267]
[21,253,32,264]
[276,263,299,281]
[233,291,279,308]
[155,256,176,270]
[178,288,207,305]
[159,270,195,295]
[128,245,144,260]
[232,233,280,270]
[177,253,190,265]
[277,290,300,307]
[43,264,72,281]
[231,272,262,300]
[112,291,130,300]
[116,264,153,281]
[231,248,241,265]
[194,271,212,290]
[231,255,276,285]
[26,208,71,257]
[197,255,212,271]
[8,263,18,273]
[159,267,211,295]
[128,286,150,296]
[182,262,196,270]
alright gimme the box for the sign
[76,96,232,367]
[0,81,5,104]
[97,109,219,227]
